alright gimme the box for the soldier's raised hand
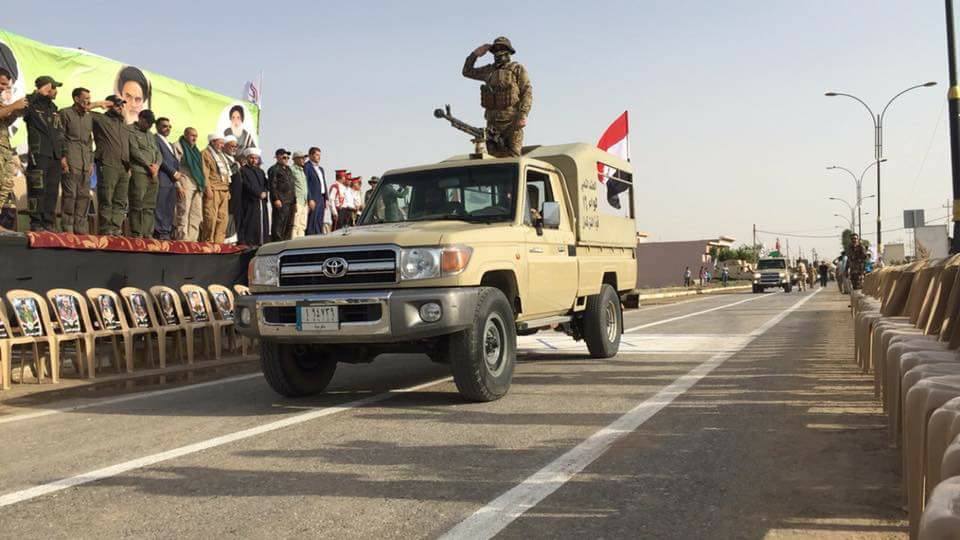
[473,44,491,56]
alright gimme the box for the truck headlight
[752,273,761,280]
[400,246,473,281]
[401,248,441,280]
[249,255,280,287]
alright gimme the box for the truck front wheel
[583,284,622,358]
[260,342,338,397]
[447,287,516,402]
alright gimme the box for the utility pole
[947,0,960,252]
[753,224,757,252]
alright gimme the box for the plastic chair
[120,287,187,369]
[5,289,83,384]
[919,476,960,539]
[150,285,212,364]
[208,284,243,355]
[85,288,155,373]
[0,295,50,389]
[181,285,231,360]
[46,288,123,379]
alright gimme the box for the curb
[636,285,752,301]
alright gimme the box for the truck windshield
[359,165,518,225]
[758,259,787,270]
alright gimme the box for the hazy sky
[4,0,952,259]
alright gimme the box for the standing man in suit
[153,117,180,240]
[304,146,327,235]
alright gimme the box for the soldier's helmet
[491,36,516,55]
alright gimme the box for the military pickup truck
[236,142,637,402]
[752,257,793,293]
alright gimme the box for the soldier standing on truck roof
[462,36,532,158]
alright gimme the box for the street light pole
[827,159,886,238]
[825,82,937,260]
[946,0,960,252]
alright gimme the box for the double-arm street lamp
[830,195,875,236]
[827,159,887,238]
[825,82,937,255]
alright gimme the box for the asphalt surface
[0,289,906,539]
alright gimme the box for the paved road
[0,289,906,539]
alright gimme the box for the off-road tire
[583,284,622,358]
[783,283,793,293]
[447,287,516,402]
[752,284,762,294]
[261,341,338,397]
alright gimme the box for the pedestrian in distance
[684,266,692,287]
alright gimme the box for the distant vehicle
[752,257,792,293]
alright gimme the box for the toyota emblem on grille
[321,257,349,278]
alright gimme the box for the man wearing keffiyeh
[172,127,205,241]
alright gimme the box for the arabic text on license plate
[297,305,339,331]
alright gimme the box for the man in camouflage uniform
[0,68,28,231]
[127,109,161,238]
[462,36,532,157]
[846,233,868,290]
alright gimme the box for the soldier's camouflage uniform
[462,46,532,158]
[0,114,17,225]
[846,243,868,290]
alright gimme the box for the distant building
[635,236,736,289]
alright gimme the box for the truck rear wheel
[447,287,516,402]
[584,284,622,358]
[260,342,338,397]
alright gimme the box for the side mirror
[542,201,561,229]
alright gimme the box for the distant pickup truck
[752,257,793,293]
[237,143,637,402]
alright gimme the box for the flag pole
[256,70,263,137]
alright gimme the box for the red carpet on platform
[26,232,249,255]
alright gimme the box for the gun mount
[433,104,503,158]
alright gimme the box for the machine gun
[433,104,503,158]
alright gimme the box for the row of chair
[852,258,960,539]
[0,283,252,390]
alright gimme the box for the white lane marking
[441,289,820,539]
[0,373,264,427]
[0,376,453,508]
[624,292,772,333]
[518,334,751,355]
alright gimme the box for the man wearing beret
[267,148,296,241]
[23,75,65,231]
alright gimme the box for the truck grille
[279,247,398,287]
[759,273,782,285]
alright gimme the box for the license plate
[296,304,339,331]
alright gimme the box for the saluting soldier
[462,36,532,157]
[127,109,161,238]
[91,95,131,235]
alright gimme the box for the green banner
[0,28,260,150]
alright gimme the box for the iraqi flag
[597,111,632,216]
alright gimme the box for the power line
[756,215,949,239]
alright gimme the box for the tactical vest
[481,63,520,111]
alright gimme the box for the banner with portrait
[0,29,260,154]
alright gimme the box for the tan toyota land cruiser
[236,143,637,401]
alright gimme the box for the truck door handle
[529,247,544,254]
